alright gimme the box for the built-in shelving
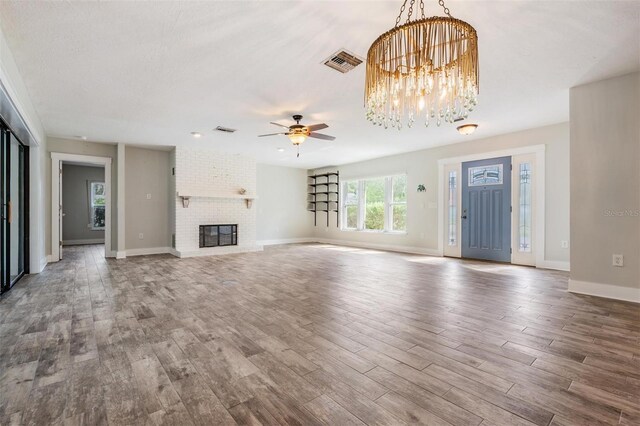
[307,172,339,226]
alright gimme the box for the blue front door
[461,156,511,262]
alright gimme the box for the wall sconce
[181,196,190,208]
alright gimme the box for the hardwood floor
[1,243,638,425]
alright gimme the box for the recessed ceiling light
[190,132,202,138]
[457,124,478,135]
[277,148,285,152]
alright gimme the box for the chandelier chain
[438,0,452,18]
[396,0,452,25]
[405,0,416,24]
[394,0,408,27]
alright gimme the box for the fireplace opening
[199,224,238,248]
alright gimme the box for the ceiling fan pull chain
[419,0,425,19]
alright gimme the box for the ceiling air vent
[215,126,237,133]
[323,49,363,74]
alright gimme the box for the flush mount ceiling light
[190,132,202,138]
[277,147,285,152]
[365,0,479,130]
[457,123,478,135]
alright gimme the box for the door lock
[461,208,467,219]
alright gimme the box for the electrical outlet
[613,254,624,267]
[146,193,151,200]
[139,233,144,240]
[561,240,569,249]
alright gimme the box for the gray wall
[570,72,640,292]
[125,146,171,250]
[62,164,105,243]
[257,164,313,242]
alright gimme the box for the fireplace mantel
[176,191,257,208]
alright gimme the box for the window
[518,163,532,252]
[447,171,457,245]
[343,181,359,230]
[390,175,407,232]
[89,181,106,230]
[468,164,503,186]
[341,174,407,233]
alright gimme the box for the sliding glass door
[1,125,28,293]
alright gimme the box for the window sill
[340,229,407,235]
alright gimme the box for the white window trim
[437,144,546,268]
[89,181,106,231]
[341,174,407,233]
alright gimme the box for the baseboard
[46,254,58,263]
[537,260,570,272]
[258,238,316,246]
[37,256,48,273]
[174,245,264,258]
[114,251,125,259]
[125,247,172,257]
[314,238,442,256]
[62,238,105,246]
[568,279,640,303]
[169,248,180,257]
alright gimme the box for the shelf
[313,191,339,195]
[309,172,339,179]
[308,182,338,187]
[177,191,257,200]
[308,201,337,204]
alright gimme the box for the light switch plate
[613,254,624,267]
[146,193,151,199]
[561,240,569,249]
[139,233,144,240]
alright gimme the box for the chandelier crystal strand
[365,0,478,129]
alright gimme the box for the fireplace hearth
[199,224,238,248]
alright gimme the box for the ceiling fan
[259,114,335,157]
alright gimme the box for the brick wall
[174,147,259,256]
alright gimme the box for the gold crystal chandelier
[365,0,478,129]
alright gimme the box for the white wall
[125,146,171,251]
[61,164,105,243]
[569,72,640,302]
[0,20,47,272]
[174,147,259,257]
[311,123,570,265]
[256,164,314,244]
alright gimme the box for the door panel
[462,156,511,262]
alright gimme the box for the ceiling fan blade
[269,122,291,129]
[308,132,335,141]
[306,123,328,131]
[258,132,287,137]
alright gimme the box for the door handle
[461,208,467,219]
[7,201,11,224]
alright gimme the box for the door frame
[51,152,112,261]
[437,144,545,266]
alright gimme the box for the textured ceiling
[1,1,639,168]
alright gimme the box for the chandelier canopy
[365,0,478,129]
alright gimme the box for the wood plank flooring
[1,243,638,425]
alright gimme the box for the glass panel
[392,204,407,232]
[346,205,358,229]
[9,137,24,284]
[392,175,407,202]
[364,178,385,230]
[448,171,457,246]
[1,131,8,291]
[344,181,359,204]
[519,163,532,252]
[468,164,503,186]
[90,181,106,230]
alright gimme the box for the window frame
[340,174,407,234]
[89,180,106,231]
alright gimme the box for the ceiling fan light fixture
[457,123,478,135]
[287,133,307,145]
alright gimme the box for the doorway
[439,145,544,266]
[461,156,512,262]
[51,153,112,261]
[1,126,29,293]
